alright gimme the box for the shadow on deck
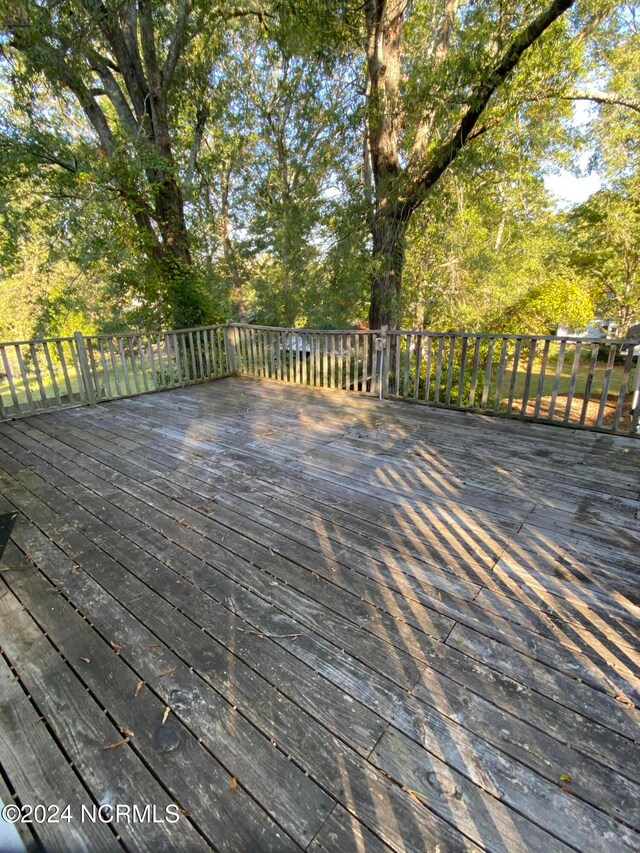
[0,376,639,852]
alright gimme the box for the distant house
[557,318,620,340]
[622,322,640,357]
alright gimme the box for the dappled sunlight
[2,377,638,852]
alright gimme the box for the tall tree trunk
[363,0,576,330]
[368,210,407,330]
[365,0,407,329]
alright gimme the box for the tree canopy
[0,0,638,339]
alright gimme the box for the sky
[543,166,602,208]
[542,102,602,208]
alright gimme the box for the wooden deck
[0,376,638,852]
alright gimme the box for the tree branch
[81,0,148,122]
[137,0,171,158]
[404,0,576,216]
[552,89,640,114]
[183,102,209,192]
[161,0,192,95]
[410,0,461,166]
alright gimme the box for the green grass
[501,355,628,401]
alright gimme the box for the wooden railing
[0,325,231,419]
[233,324,640,437]
[231,324,381,393]
[384,330,640,436]
[2,322,639,436]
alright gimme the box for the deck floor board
[0,376,638,852]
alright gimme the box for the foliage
[567,186,640,333]
[0,0,638,341]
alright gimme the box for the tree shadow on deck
[0,376,638,852]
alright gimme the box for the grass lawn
[501,354,632,401]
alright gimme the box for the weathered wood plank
[0,584,208,851]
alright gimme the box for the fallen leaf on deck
[229,777,237,791]
[119,726,135,738]
[614,690,635,708]
[80,657,91,664]
[110,641,122,652]
[560,774,571,783]
[158,666,177,678]
[103,737,129,750]
[134,680,144,696]
[162,706,170,725]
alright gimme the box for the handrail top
[387,329,640,345]
[0,335,76,347]
[2,323,639,350]
[231,323,381,334]
[86,324,227,341]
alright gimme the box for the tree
[0,0,224,327]
[568,188,640,335]
[362,0,582,329]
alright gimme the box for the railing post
[376,325,388,400]
[387,329,397,395]
[73,331,96,406]
[224,321,238,374]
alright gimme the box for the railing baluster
[630,355,640,434]
[107,339,122,396]
[596,344,617,428]
[85,339,101,400]
[117,338,131,394]
[413,334,422,399]
[323,334,329,389]
[506,339,522,415]
[445,334,456,405]
[520,339,537,416]
[467,337,480,408]
[403,333,411,398]
[563,342,582,422]
[29,343,48,407]
[457,336,468,407]
[1,346,21,412]
[207,329,220,376]
[370,333,378,394]
[353,334,359,391]
[172,333,182,385]
[422,336,432,402]
[97,340,112,399]
[532,339,550,419]
[127,336,141,391]
[341,334,348,390]
[328,334,334,389]
[43,342,62,407]
[180,333,190,383]
[137,335,150,391]
[251,327,259,376]
[480,337,494,409]
[15,344,35,411]
[579,343,600,425]
[147,335,157,389]
[196,331,204,379]
[432,337,443,403]
[548,340,566,421]
[493,339,508,412]
[362,333,369,393]
[302,333,309,386]
[613,346,635,433]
